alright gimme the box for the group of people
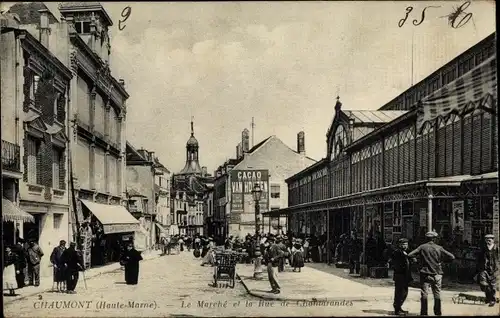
[3,239,44,296]
[389,232,498,316]
[49,240,85,293]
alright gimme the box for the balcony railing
[2,140,21,172]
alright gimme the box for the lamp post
[252,182,263,279]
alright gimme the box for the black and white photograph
[1,1,498,317]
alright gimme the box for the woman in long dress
[201,238,215,266]
[4,246,19,296]
[291,240,305,272]
[120,243,143,285]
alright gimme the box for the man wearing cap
[61,242,84,293]
[476,234,498,306]
[263,236,283,294]
[389,238,414,315]
[408,231,455,316]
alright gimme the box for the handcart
[213,251,238,288]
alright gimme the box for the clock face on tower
[331,124,347,160]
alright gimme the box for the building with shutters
[213,129,316,240]
[269,33,497,279]
[1,5,73,277]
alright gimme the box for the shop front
[2,197,34,246]
[80,199,140,267]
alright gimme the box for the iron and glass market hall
[266,32,497,280]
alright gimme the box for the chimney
[242,129,250,153]
[297,131,306,155]
[119,79,125,88]
[202,166,207,176]
[236,143,242,159]
[38,9,51,48]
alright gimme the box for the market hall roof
[344,110,408,124]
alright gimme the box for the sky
[2,1,496,174]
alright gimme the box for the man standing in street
[14,239,27,289]
[264,235,283,294]
[26,240,44,286]
[61,242,84,294]
[389,238,414,315]
[408,231,455,316]
[476,234,498,306]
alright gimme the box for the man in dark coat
[408,231,455,316]
[14,239,27,288]
[50,240,67,292]
[26,240,44,286]
[390,238,414,315]
[120,242,143,285]
[476,234,498,307]
[61,242,84,294]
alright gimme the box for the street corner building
[125,142,171,250]
[211,127,316,240]
[171,119,214,237]
[271,32,498,280]
[1,2,142,272]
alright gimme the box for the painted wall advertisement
[230,170,269,224]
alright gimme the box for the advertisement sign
[493,197,499,243]
[420,208,427,227]
[230,170,269,223]
[452,201,465,232]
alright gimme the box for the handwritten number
[118,6,132,31]
[412,6,441,26]
[398,6,413,27]
[449,1,473,29]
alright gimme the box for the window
[26,136,40,184]
[31,75,40,100]
[331,124,347,159]
[53,214,63,229]
[52,147,64,189]
[271,184,280,199]
[75,21,91,34]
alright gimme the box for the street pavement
[4,251,499,317]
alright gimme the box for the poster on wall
[464,221,472,243]
[230,170,269,221]
[393,202,402,227]
[452,201,465,233]
[419,208,427,227]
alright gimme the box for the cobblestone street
[4,251,498,317]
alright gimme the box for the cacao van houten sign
[230,170,269,218]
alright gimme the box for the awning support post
[327,209,330,265]
[427,190,433,232]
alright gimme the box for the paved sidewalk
[3,249,162,305]
[307,262,482,293]
[237,264,486,302]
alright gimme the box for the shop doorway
[23,214,41,243]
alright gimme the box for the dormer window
[75,21,91,34]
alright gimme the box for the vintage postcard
[1,1,498,317]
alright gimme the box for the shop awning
[2,198,34,223]
[80,200,140,234]
[417,56,497,132]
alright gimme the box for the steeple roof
[186,117,199,147]
[179,118,202,175]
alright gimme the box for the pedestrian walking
[408,231,455,316]
[476,234,498,307]
[14,239,27,289]
[3,246,19,296]
[264,235,283,294]
[291,239,305,272]
[61,242,84,294]
[50,240,67,292]
[26,240,44,286]
[120,242,143,285]
[303,238,310,263]
[389,238,414,315]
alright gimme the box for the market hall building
[267,32,497,279]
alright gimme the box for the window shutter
[471,112,482,175]
[462,115,472,175]
[480,112,492,173]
